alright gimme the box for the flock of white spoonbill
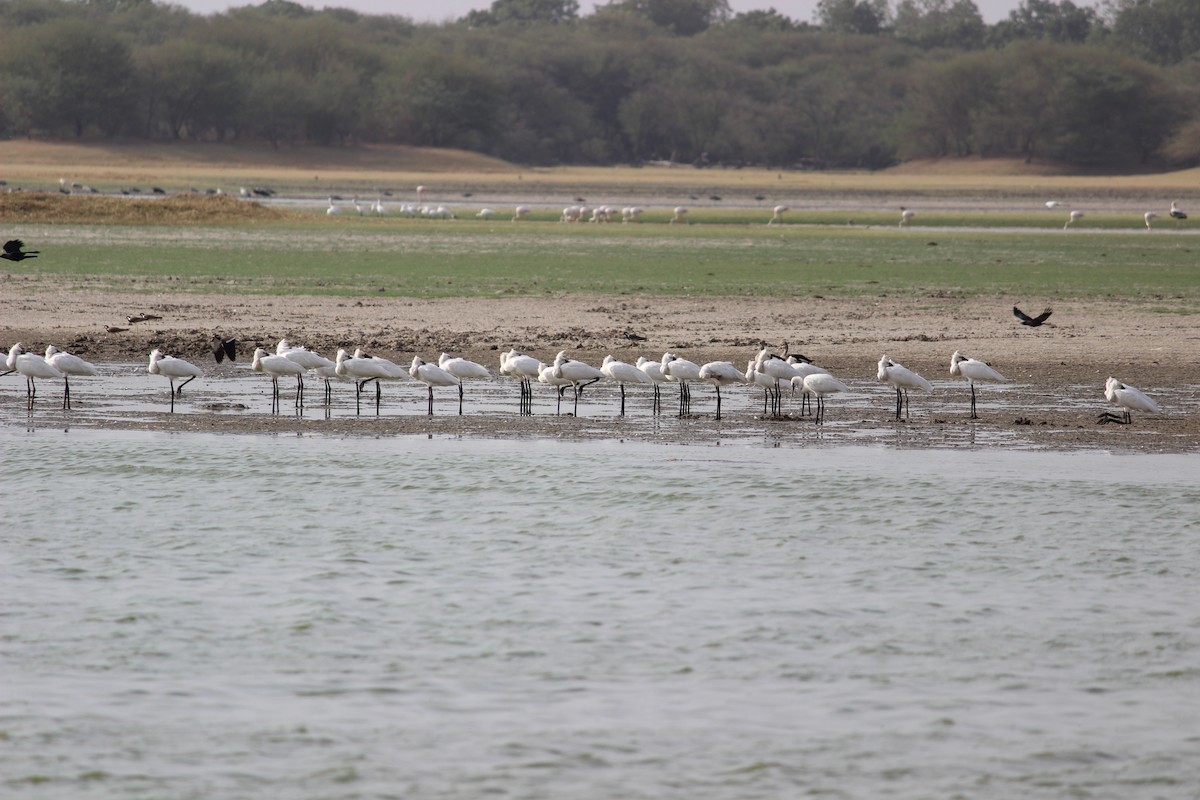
[3,341,1162,426]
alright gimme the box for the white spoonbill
[512,205,531,222]
[949,351,1006,419]
[636,356,668,414]
[601,355,652,415]
[7,343,63,408]
[410,357,460,415]
[44,345,99,410]
[768,205,788,225]
[1045,200,1066,209]
[803,372,850,425]
[746,359,777,415]
[439,353,490,415]
[698,361,746,420]
[1064,210,1084,229]
[335,348,406,415]
[537,360,574,415]
[877,355,933,421]
[1144,211,1158,229]
[661,353,702,415]
[253,347,306,412]
[148,348,203,413]
[670,206,688,224]
[500,349,542,415]
[755,348,800,417]
[899,207,915,227]
[551,351,605,415]
[277,339,336,403]
[1101,377,1159,424]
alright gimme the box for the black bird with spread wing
[1013,306,1053,327]
[1,239,38,261]
[211,335,238,363]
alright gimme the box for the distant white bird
[661,352,702,415]
[899,207,915,227]
[335,348,406,415]
[803,372,849,425]
[512,205,531,222]
[1045,200,1067,209]
[148,348,202,413]
[621,207,643,223]
[476,208,495,219]
[949,351,1006,419]
[410,357,460,415]
[501,349,542,415]
[7,343,63,408]
[552,351,605,415]
[1101,377,1159,424]
[698,361,746,420]
[670,206,688,225]
[601,355,652,415]
[746,359,777,415]
[416,185,427,204]
[439,353,490,415]
[636,356,668,414]
[372,197,387,215]
[326,197,341,216]
[252,347,306,411]
[877,355,933,421]
[1144,211,1159,229]
[768,205,788,225]
[43,345,98,410]
[1064,210,1085,229]
[1170,200,1187,224]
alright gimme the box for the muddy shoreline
[3,290,1198,451]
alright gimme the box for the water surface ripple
[3,431,1198,799]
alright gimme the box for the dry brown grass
[1,141,1198,200]
[0,192,283,224]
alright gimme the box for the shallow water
[3,430,1199,799]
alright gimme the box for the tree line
[0,0,1197,169]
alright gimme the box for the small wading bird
[1,239,38,261]
[1099,377,1160,425]
[1144,211,1159,230]
[252,347,305,412]
[211,335,238,363]
[45,345,99,410]
[1064,210,1084,229]
[950,351,1006,420]
[148,348,203,413]
[6,343,63,407]
[877,355,933,421]
[1013,306,1052,327]
[1170,201,1187,224]
[899,207,915,227]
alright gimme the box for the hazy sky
[169,0,1035,25]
